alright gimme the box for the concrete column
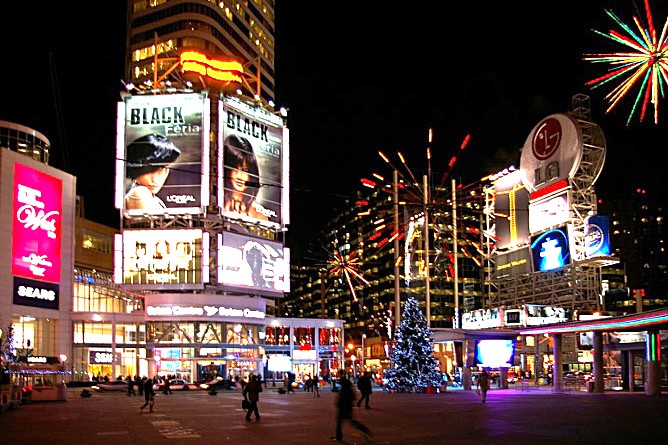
[534,335,542,382]
[499,367,508,388]
[645,330,661,395]
[626,350,634,393]
[593,331,604,393]
[463,339,475,390]
[551,333,563,391]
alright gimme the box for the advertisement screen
[529,190,571,234]
[122,229,203,289]
[585,215,611,258]
[475,339,516,368]
[217,231,289,297]
[118,93,208,216]
[12,163,62,283]
[492,247,533,280]
[493,170,530,249]
[530,226,571,272]
[220,98,284,227]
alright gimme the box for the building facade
[126,0,276,102]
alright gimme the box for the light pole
[361,334,366,373]
[350,355,357,382]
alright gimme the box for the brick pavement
[1,384,666,445]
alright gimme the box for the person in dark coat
[243,374,263,422]
[356,371,373,408]
[127,375,136,396]
[162,377,172,395]
[140,377,156,412]
[286,372,296,393]
[135,375,143,396]
[477,368,491,403]
[331,373,372,442]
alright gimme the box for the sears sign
[13,277,59,310]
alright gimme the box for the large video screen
[12,163,63,284]
[217,231,289,297]
[219,97,286,228]
[529,190,571,234]
[530,226,572,272]
[475,339,516,368]
[121,229,203,290]
[116,93,209,216]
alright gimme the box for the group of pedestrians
[126,374,145,396]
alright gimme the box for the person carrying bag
[242,375,263,422]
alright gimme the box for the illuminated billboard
[475,339,516,368]
[121,229,204,290]
[115,93,209,216]
[529,190,571,234]
[217,231,289,297]
[493,170,530,249]
[530,226,572,272]
[519,113,584,195]
[585,215,611,258]
[12,163,62,283]
[492,247,533,280]
[219,97,287,228]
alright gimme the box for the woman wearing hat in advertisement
[125,133,181,211]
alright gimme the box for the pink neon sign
[12,163,62,283]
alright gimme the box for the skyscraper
[125,0,276,101]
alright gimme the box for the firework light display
[584,0,668,125]
[357,132,498,286]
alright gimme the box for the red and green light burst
[584,0,668,125]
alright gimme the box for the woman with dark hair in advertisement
[223,134,268,220]
[125,133,181,211]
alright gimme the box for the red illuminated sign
[12,163,62,283]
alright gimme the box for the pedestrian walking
[313,373,320,398]
[243,374,263,422]
[477,368,491,403]
[286,372,296,394]
[127,375,136,396]
[140,377,156,412]
[356,371,372,408]
[331,373,372,442]
[135,375,143,396]
[162,377,172,395]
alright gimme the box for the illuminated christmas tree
[384,296,442,391]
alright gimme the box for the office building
[126,0,276,102]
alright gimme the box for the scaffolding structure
[488,95,617,313]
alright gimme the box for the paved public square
[1,384,666,445]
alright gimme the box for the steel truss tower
[489,94,617,313]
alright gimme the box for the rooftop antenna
[49,52,70,171]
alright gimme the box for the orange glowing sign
[180,51,243,83]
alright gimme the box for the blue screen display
[475,339,516,368]
[531,226,570,272]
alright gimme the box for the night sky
[1,1,667,260]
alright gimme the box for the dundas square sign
[11,163,63,284]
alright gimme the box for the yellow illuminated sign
[180,51,243,83]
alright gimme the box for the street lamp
[350,355,357,382]
[361,334,366,373]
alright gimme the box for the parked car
[91,380,128,392]
[154,378,199,391]
[199,377,236,391]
